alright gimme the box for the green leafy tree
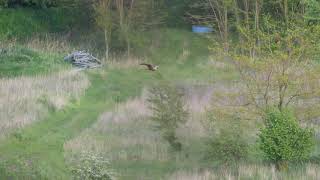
[259,108,314,170]
[93,0,166,58]
[229,18,320,120]
[147,83,188,151]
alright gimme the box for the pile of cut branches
[64,51,102,69]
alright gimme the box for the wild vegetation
[147,83,188,151]
[0,0,319,179]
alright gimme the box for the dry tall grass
[25,35,73,54]
[0,69,89,137]
[167,164,320,180]
[64,86,214,162]
[64,83,320,179]
[0,35,74,54]
[64,90,172,162]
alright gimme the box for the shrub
[147,83,188,151]
[70,152,115,180]
[205,115,248,165]
[259,108,315,170]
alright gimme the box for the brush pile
[64,51,102,69]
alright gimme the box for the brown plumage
[140,63,159,71]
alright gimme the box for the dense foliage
[259,108,314,170]
[205,115,248,165]
[147,83,188,151]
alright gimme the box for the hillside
[1,2,320,180]
[0,25,231,178]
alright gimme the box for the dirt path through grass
[0,69,153,179]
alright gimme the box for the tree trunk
[234,0,244,53]
[283,0,289,27]
[276,160,289,171]
[104,30,109,61]
[126,33,130,58]
[244,0,250,30]
[255,0,260,31]
[254,0,261,58]
[223,7,229,52]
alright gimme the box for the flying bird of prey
[140,63,159,71]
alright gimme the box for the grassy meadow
[0,5,320,180]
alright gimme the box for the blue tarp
[192,25,213,33]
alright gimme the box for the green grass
[136,29,210,64]
[4,28,314,179]
[0,27,242,179]
[110,139,211,180]
[133,29,237,82]
[68,112,212,179]
[61,29,238,180]
[0,28,227,179]
[0,46,67,77]
[0,8,47,39]
[0,5,318,179]
[0,8,76,39]
[0,68,159,179]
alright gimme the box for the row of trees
[190,0,320,52]
[189,0,320,117]
[0,0,189,58]
[0,0,168,58]
[189,0,320,170]
[0,0,69,8]
[94,0,166,59]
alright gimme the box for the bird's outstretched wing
[140,63,153,69]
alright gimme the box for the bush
[205,115,248,165]
[70,152,115,180]
[147,83,188,151]
[259,108,315,170]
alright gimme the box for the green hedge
[0,8,77,39]
[0,0,62,8]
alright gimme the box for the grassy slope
[0,29,235,179]
[0,68,158,179]
[0,7,318,179]
[91,30,234,180]
[140,29,235,82]
[0,46,67,77]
